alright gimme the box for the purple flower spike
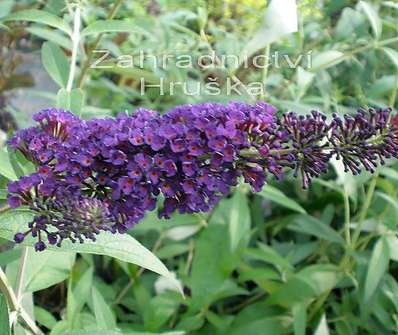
[6,104,398,250]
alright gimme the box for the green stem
[66,3,81,92]
[351,172,379,247]
[343,186,351,246]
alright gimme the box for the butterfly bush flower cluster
[6,103,398,251]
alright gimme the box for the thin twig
[66,3,81,92]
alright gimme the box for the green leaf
[314,314,329,335]
[363,237,390,304]
[259,185,306,214]
[6,248,75,293]
[191,224,239,309]
[143,293,180,331]
[230,317,285,335]
[359,1,382,39]
[42,42,70,88]
[3,9,71,36]
[242,0,298,61]
[35,306,57,330]
[0,0,14,19]
[382,47,398,69]
[0,188,9,199]
[383,1,398,10]
[310,51,346,72]
[386,235,398,262]
[27,26,72,50]
[267,265,342,307]
[67,267,93,328]
[229,188,251,251]
[293,304,306,335]
[81,20,137,36]
[291,215,345,244]
[245,243,293,274]
[91,286,117,330]
[0,147,17,180]
[156,243,190,259]
[56,88,84,115]
[375,191,398,215]
[0,210,182,294]
[0,294,10,335]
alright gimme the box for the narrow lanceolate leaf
[382,47,398,69]
[0,210,182,294]
[41,42,70,88]
[67,267,93,328]
[314,314,330,335]
[3,9,72,36]
[293,304,306,335]
[228,188,251,251]
[242,0,298,61]
[291,215,345,244]
[359,1,382,39]
[259,185,306,214]
[91,287,117,330]
[363,237,390,304]
[267,264,342,307]
[310,51,345,72]
[386,235,398,262]
[81,20,137,36]
[26,27,72,50]
[0,294,10,335]
[5,248,75,293]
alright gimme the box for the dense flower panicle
[6,104,398,250]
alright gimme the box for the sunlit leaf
[242,0,298,61]
[0,294,10,335]
[310,51,346,72]
[91,286,117,330]
[382,47,398,69]
[229,188,251,251]
[41,42,70,88]
[359,1,382,39]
